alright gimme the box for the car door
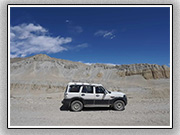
[80,85,95,105]
[94,86,110,105]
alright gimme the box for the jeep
[61,82,127,111]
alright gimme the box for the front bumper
[123,95,127,105]
[61,99,71,106]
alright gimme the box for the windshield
[102,86,111,94]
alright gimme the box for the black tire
[113,100,125,111]
[70,100,83,112]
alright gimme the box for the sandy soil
[10,79,170,127]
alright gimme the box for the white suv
[61,82,127,112]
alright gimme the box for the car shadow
[59,105,69,111]
[83,107,112,111]
[59,105,118,112]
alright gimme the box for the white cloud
[76,43,88,48]
[65,20,70,23]
[10,23,72,58]
[68,25,83,34]
[84,62,117,66]
[74,26,83,33]
[85,63,92,65]
[66,43,88,51]
[94,30,116,39]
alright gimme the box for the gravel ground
[10,80,170,127]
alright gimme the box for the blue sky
[10,7,170,66]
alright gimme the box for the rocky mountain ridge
[10,54,170,92]
[11,54,170,80]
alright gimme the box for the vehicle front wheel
[70,100,83,112]
[113,100,125,111]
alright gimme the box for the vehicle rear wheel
[113,100,125,111]
[70,100,83,112]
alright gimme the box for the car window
[69,85,81,93]
[96,86,105,94]
[82,85,93,93]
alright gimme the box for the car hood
[109,91,125,97]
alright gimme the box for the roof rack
[71,80,95,83]
[68,81,102,86]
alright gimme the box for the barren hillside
[10,54,170,92]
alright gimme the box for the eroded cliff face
[10,54,170,81]
[115,63,170,79]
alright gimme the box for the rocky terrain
[10,54,171,127]
[10,54,170,92]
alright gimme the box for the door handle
[81,94,85,96]
[96,95,100,97]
